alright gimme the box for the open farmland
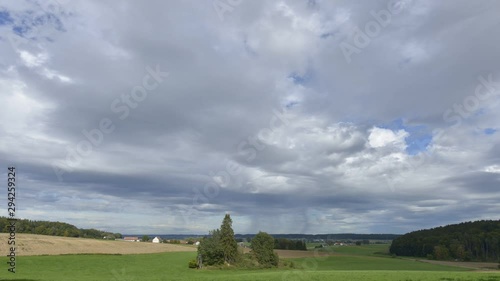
[0,233,196,256]
[2,236,499,281]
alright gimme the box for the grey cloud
[0,0,498,234]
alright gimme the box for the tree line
[389,220,500,261]
[236,233,398,241]
[274,238,307,251]
[0,217,121,239]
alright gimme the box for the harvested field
[2,234,335,258]
[0,233,196,256]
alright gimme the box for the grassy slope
[2,246,499,281]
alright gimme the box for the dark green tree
[219,214,239,264]
[198,229,224,266]
[251,231,279,267]
[141,235,150,242]
[433,245,450,260]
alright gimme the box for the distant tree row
[390,220,500,262]
[0,217,121,239]
[235,233,399,241]
[274,238,307,251]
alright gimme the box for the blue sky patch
[11,10,66,37]
[0,10,13,25]
[285,101,299,109]
[381,118,433,155]
[13,25,29,36]
[484,128,496,135]
[288,70,313,85]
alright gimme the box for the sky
[0,0,499,235]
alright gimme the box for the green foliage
[188,259,198,269]
[274,238,307,250]
[0,217,119,239]
[433,245,450,260]
[282,260,296,268]
[219,214,239,264]
[390,220,500,261]
[251,231,279,267]
[141,235,150,242]
[198,229,225,266]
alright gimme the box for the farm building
[152,237,161,243]
[123,236,140,242]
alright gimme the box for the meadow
[2,243,498,281]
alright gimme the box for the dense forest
[390,220,500,262]
[0,217,121,239]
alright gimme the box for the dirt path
[0,234,196,256]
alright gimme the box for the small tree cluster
[251,232,279,267]
[198,229,225,266]
[196,214,240,267]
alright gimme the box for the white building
[152,237,161,243]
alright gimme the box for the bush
[198,230,224,266]
[188,259,198,269]
[251,232,279,267]
[282,260,296,268]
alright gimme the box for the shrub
[251,232,279,267]
[188,259,198,269]
[198,230,224,266]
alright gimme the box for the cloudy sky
[0,0,499,235]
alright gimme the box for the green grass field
[2,245,498,281]
[312,243,391,256]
